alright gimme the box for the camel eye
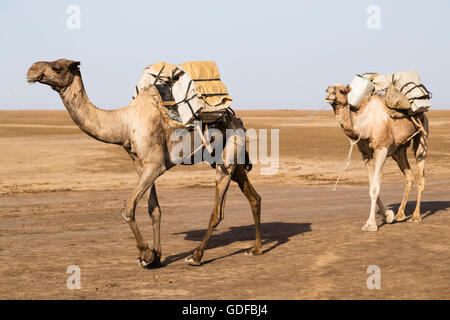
[340,90,346,94]
[52,66,62,72]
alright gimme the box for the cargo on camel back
[347,70,432,118]
[362,70,432,116]
[133,61,232,126]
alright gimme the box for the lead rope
[278,105,328,131]
[244,105,328,144]
[0,83,33,103]
[333,129,361,191]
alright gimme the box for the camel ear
[69,61,80,71]
[346,84,352,93]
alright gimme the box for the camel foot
[362,222,378,232]
[184,256,202,266]
[245,246,262,256]
[384,210,395,224]
[395,212,407,222]
[137,249,161,269]
[409,214,422,223]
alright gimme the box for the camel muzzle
[325,92,336,104]
[26,76,39,83]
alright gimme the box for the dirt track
[0,110,449,299]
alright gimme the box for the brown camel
[26,58,262,267]
[326,84,428,231]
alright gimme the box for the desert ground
[0,109,449,299]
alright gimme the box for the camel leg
[376,196,394,224]
[410,130,428,223]
[362,147,387,232]
[121,163,164,267]
[410,159,425,222]
[392,148,414,222]
[132,160,163,265]
[147,184,162,266]
[232,165,262,256]
[185,164,235,266]
[363,155,394,224]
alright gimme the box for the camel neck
[334,103,360,140]
[59,74,128,145]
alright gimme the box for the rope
[265,106,361,191]
[0,83,33,104]
[278,105,328,131]
[244,106,328,143]
[332,129,361,191]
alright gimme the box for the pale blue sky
[1,0,449,109]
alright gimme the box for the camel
[325,84,428,231]
[26,58,262,267]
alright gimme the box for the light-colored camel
[26,58,262,267]
[326,84,428,231]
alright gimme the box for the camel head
[325,83,351,111]
[26,59,80,92]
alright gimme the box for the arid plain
[0,109,449,299]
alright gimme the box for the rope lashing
[333,129,362,191]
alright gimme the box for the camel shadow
[162,222,311,266]
[380,201,450,228]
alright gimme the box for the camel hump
[131,85,164,111]
[136,85,160,99]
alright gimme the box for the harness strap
[411,116,428,137]
[193,78,221,81]
[153,65,165,85]
[400,82,432,99]
[201,93,229,97]
[194,121,213,154]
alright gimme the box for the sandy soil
[0,110,449,299]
